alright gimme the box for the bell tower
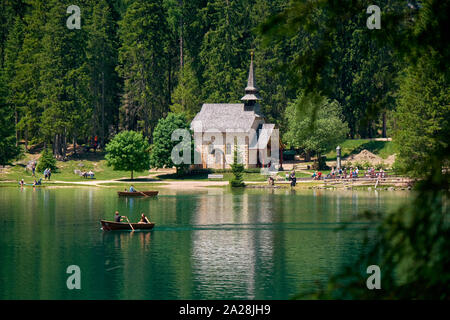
[241,51,261,113]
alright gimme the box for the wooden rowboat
[100,220,155,231]
[117,191,159,197]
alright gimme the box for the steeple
[241,51,261,106]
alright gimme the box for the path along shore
[2,174,414,190]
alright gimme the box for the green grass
[1,140,397,185]
[325,139,397,160]
[0,158,149,183]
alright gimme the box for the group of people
[114,211,151,224]
[43,168,52,180]
[283,170,296,187]
[19,178,42,187]
[366,167,385,178]
[81,170,94,178]
[332,167,359,179]
[19,166,51,186]
[310,167,360,180]
[312,171,323,180]
[267,170,297,187]
[310,166,386,180]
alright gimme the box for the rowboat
[100,220,155,231]
[117,191,159,197]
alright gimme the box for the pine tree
[12,0,48,148]
[117,0,169,139]
[230,142,245,188]
[85,0,119,148]
[3,16,25,148]
[0,69,21,165]
[36,148,57,172]
[393,51,449,176]
[0,0,26,68]
[39,0,90,157]
[199,0,252,103]
[251,0,296,133]
[169,57,202,121]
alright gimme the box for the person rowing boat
[114,211,125,222]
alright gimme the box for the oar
[137,191,148,197]
[125,217,135,231]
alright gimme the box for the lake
[0,186,410,299]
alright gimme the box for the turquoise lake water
[0,186,410,299]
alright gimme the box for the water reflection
[102,231,152,250]
[0,187,411,299]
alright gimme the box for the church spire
[241,50,261,103]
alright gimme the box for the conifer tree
[117,0,169,138]
[0,69,21,165]
[199,0,252,103]
[230,142,245,188]
[39,0,90,157]
[85,0,119,148]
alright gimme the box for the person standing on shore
[290,170,296,187]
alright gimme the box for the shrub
[36,148,57,172]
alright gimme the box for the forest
[0,0,448,177]
[1,0,405,160]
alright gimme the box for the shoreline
[0,176,414,191]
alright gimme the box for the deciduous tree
[105,130,150,180]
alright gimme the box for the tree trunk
[15,109,18,147]
[179,0,184,69]
[101,71,105,149]
[24,129,28,152]
[54,134,63,158]
[73,136,77,155]
[60,134,64,157]
[143,110,149,139]
[305,151,311,162]
[382,112,387,138]
[63,128,67,158]
[131,170,133,180]
[53,134,57,156]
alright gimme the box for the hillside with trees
[0,0,404,165]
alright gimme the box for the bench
[208,174,223,179]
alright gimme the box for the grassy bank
[325,139,396,160]
[0,152,148,183]
[1,139,399,186]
